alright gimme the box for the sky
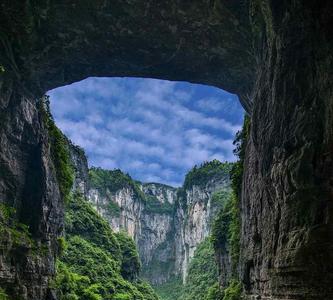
[48,77,244,186]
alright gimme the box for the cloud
[48,77,243,186]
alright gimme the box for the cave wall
[240,1,333,299]
[0,81,63,299]
[0,1,332,299]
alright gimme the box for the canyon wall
[0,1,332,299]
[85,162,231,284]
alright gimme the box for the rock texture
[67,141,89,198]
[240,2,333,299]
[87,167,231,284]
[0,91,63,299]
[0,1,332,299]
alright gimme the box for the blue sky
[48,77,244,186]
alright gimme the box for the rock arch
[0,1,332,299]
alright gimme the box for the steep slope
[155,237,220,300]
[23,103,159,300]
[55,192,159,300]
[87,161,232,285]
[1,2,332,299]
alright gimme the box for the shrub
[108,201,121,217]
[115,231,141,280]
[0,288,8,300]
[89,168,145,200]
[179,238,219,300]
[222,280,242,300]
[144,195,174,214]
[56,193,159,300]
[205,283,223,300]
[184,160,233,190]
[40,96,74,203]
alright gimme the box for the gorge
[1,1,333,299]
[72,145,232,286]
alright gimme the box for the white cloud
[48,77,243,186]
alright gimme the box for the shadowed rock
[0,1,332,299]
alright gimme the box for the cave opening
[46,76,245,299]
[48,77,244,186]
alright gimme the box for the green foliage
[135,281,162,300]
[0,288,8,300]
[0,203,33,247]
[41,96,74,203]
[222,280,242,300]
[54,261,91,299]
[228,194,241,273]
[154,276,183,300]
[210,116,250,299]
[90,167,174,215]
[211,198,232,251]
[211,191,240,274]
[89,167,145,200]
[0,65,5,73]
[65,192,121,259]
[57,237,67,256]
[211,190,231,208]
[155,238,221,300]
[56,193,159,300]
[62,235,120,285]
[184,160,233,190]
[0,203,15,222]
[115,231,141,280]
[144,195,174,214]
[205,283,223,300]
[179,238,219,300]
[108,200,121,217]
[228,115,249,274]
[230,116,250,199]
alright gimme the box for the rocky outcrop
[87,163,231,284]
[0,92,63,299]
[67,141,89,198]
[239,2,333,299]
[0,1,332,299]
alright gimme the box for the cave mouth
[46,76,244,298]
[48,76,244,187]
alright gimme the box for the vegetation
[179,238,221,300]
[0,288,8,300]
[65,192,121,259]
[205,283,223,300]
[90,167,175,215]
[144,195,174,214]
[56,192,159,300]
[0,203,33,248]
[154,276,183,300]
[155,238,223,300]
[183,160,233,190]
[230,116,250,199]
[222,280,242,300]
[211,189,231,208]
[210,115,250,299]
[89,167,145,200]
[40,96,74,203]
[115,231,141,280]
[108,201,122,217]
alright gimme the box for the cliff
[1,1,332,299]
[86,161,232,284]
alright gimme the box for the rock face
[0,93,63,299]
[67,140,89,198]
[0,1,332,299]
[87,165,231,284]
[239,2,333,299]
